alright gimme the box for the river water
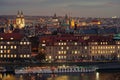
[0,72,120,80]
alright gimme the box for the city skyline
[0,0,120,17]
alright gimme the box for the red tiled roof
[39,35,113,43]
[0,33,24,41]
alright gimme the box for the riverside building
[0,33,31,61]
[39,34,120,62]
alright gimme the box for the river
[0,72,120,80]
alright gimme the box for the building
[39,34,120,62]
[0,33,31,61]
[15,11,25,29]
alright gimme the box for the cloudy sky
[0,0,120,17]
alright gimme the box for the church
[15,11,25,29]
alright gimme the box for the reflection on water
[0,72,120,80]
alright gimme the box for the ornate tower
[16,11,25,29]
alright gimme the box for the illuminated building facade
[39,34,120,62]
[15,11,25,29]
[0,33,31,61]
[52,13,59,27]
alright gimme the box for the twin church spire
[16,10,25,29]
[17,11,24,18]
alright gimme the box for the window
[10,37,14,40]
[66,47,69,50]
[75,51,77,54]
[64,51,66,54]
[0,50,3,53]
[20,42,23,45]
[27,42,30,45]
[14,55,16,58]
[84,46,87,49]
[61,47,64,50]
[20,55,23,58]
[24,55,26,58]
[0,46,3,49]
[27,55,30,58]
[7,50,10,53]
[75,42,77,45]
[0,37,3,40]
[24,42,26,45]
[4,50,6,53]
[0,55,3,58]
[49,56,51,59]
[4,46,6,49]
[64,43,66,45]
[14,46,17,49]
[11,46,13,49]
[11,55,13,58]
[7,42,10,44]
[42,44,46,46]
[7,55,10,58]
[4,55,6,58]
[59,43,61,45]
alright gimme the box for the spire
[17,11,20,17]
[21,11,24,17]
[65,14,68,19]
[53,13,57,19]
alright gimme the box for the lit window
[42,44,46,46]
[11,46,13,49]
[11,55,13,58]
[4,46,6,49]
[20,55,23,58]
[14,55,16,58]
[24,55,26,58]
[1,55,3,58]
[7,55,10,58]
[10,37,14,40]
[58,56,61,59]
[7,42,10,44]
[85,46,87,49]
[27,42,30,45]
[27,55,30,58]
[0,50,3,53]
[59,43,61,45]
[61,47,64,50]
[24,42,26,45]
[49,56,51,59]
[64,56,66,59]
[0,37,3,40]
[64,51,66,54]
[64,43,66,45]
[4,50,6,53]
[75,51,77,54]
[14,46,17,49]
[75,42,77,45]
[58,51,61,54]
[20,42,23,45]
[0,46,3,49]
[66,47,69,50]
[4,55,6,58]
[7,50,10,53]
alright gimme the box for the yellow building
[15,11,25,29]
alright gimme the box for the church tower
[16,11,25,29]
